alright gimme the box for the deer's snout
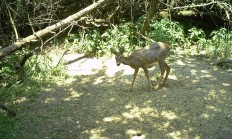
[115,56,121,66]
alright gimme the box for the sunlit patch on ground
[64,54,104,76]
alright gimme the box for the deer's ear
[110,48,117,54]
[119,47,125,53]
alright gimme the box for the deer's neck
[122,56,133,66]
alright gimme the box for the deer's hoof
[154,84,161,90]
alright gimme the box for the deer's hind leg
[163,62,170,84]
[155,60,165,90]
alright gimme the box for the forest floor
[14,50,232,139]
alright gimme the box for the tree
[140,0,159,36]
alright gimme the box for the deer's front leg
[131,68,139,91]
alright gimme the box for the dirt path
[15,52,232,139]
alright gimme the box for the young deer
[110,42,170,91]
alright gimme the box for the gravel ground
[15,52,232,139]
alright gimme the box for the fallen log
[215,59,232,69]
[0,102,16,117]
[0,0,110,59]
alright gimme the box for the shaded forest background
[0,0,231,47]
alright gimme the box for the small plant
[188,27,206,53]
[209,28,232,58]
[188,27,205,42]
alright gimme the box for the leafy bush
[101,23,140,54]
[64,23,139,56]
[64,19,232,59]
[148,18,186,47]
[188,27,205,42]
[0,50,68,102]
[209,28,232,58]
[64,30,104,56]
[26,53,68,80]
[147,19,231,59]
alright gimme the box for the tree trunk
[0,0,110,59]
[140,0,159,36]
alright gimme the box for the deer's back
[130,42,170,66]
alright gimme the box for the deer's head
[110,47,125,66]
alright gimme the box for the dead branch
[215,59,232,65]
[55,49,70,68]
[162,1,217,11]
[108,6,121,20]
[15,48,38,70]
[161,1,232,23]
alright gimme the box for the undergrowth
[65,18,232,59]
[0,112,15,139]
[0,50,69,106]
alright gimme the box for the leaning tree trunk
[0,0,110,59]
[140,0,159,36]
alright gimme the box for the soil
[14,51,232,139]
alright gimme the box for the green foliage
[148,19,186,47]
[63,19,232,59]
[188,27,205,42]
[64,23,139,56]
[101,23,140,54]
[64,30,102,56]
[209,28,232,58]
[188,27,207,53]
[26,54,68,80]
[0,50,68,102]
[0,55,21,89]
[0,113,15,139]
[147,18,231,59]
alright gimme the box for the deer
[110,42,170,91]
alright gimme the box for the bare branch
[162,1,217,11]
